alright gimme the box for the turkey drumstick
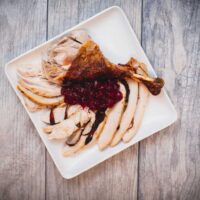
[42,32,164,95]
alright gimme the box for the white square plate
[5,6,177,179]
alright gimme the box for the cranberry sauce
[61,79,123,111]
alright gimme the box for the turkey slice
[62,112,96,156]
[47,108,92,140]
[42,105,82,133]
[42,106,67,124]
[17,74,58,88]
[18,79,61,97]
[23,96,45,112]
[48,118,79,140]
[62,110,107,156]
[66,129,82,146]
[42,30,90,84]
[17,64,42,77]
[17,84,64,107]
[65,109,95,147]
[98,83,126,150]
[67,105,82,116]
[110,79,138,146]
[123,67,149,142]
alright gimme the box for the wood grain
[139,0,200,199]
[0,0,47,200]
[46,1,141,200]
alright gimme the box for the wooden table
[0,0,199,199]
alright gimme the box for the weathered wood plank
[46,1,141,200]
[0,0,47,199]
[139,0,200,199]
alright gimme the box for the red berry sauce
[61,79,123,111]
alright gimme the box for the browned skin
[42,39,164,95]
[65,40,131,81]
[64,40,164,95]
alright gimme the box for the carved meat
[110,79,138,146]
[42,30,90,84]
[66,41,164,95]
[18,79,61,98]
[98,83,126,150]
[17,84,64,107]
[17,64,42,77]
[123,67,149,142]
[42,30,164,94]
[23,96,45,112]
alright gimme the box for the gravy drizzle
[85,109,106,145]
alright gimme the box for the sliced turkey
[62,111,96,156]
[41,61,66,85]
[123,67,149,142]
[42,30,164,94]
[67,104,82,116]
[98,83,126,150]
[17,64,42,77]
[65,110,95,147]
[63,133,89,157]
[42,106,67,124]
[44,109,82,134]
[18,79,61,98]
[17,84,64,107]
[48,117,79,140]
[110,79,138,146]
[62,110,107,156]
[42,105,82,131]
[66,129,82,146]
[17,74,59,88]
[47,108,93,140]
[23,96,44,112]
[42,30,90,84]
